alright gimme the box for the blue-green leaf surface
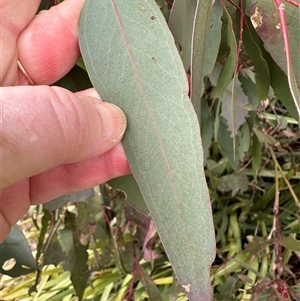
[79,0,215,300]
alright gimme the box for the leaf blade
[79,1,215,300]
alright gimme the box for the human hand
[0,0,131,242]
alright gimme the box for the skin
[0,0,131,243]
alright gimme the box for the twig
[227,0,240,10]
[285,0,300,8]
[273,0,300,115]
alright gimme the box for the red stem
[285,0,300,8]
[226,0,240,9]
[236,0,244,72]
[273,0,293,69]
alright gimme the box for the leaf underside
[79,0,215,300]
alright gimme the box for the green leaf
[37,0,53,12]
[0,225,37,277]
[77,194,101,227]
[79,0,215,300]
[220,77,249,137]
[155,0,170,21]
[212,4,237,99]
[109,175,149,216]
[58,212,89,300]
[252,126,277,145]
[217,119,250,169]
[43,188,94,211]
[53,65,92,92]
[191,0,222,116]
[200,1,223,77]
[169,0,197,71]
[243,15,299,120]
[36,209,52,261]
[200,99,214,164]
[206,158,228,177]
[43,234,66,266]
[242,23,270,101]
[217,173,249,197]
[252,132,262,182]
[246,1,300,87]
[239,69,260,110]
[278,235,300,252]
[137,264,164,301]
[211,64,249,138]
[245,2,300,118]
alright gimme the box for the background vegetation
[1,0,300,300]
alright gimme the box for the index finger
[17,0,85,85]
[0,0,40,85]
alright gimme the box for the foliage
[1,0,300,300]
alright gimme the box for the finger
[1,86,127,189]
[31,143,130,204]
[0,211,12,244]
[0,0,41,85]
[0,143,130,242]
[0,179,30,243]
[17,0,85,85]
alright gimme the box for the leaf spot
[137,3,147,12]
[182,284,191,292]
[151,16,156,20]
[250,7,263,30]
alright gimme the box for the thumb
[1,86,127,189]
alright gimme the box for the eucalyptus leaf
[169,0,197,71]
[53,65,92,92]
[79,0,215,299]
[191,0,222,117]
[0,225,37,277]
[245,2,300,118]
[242,24,270,102]
[58,212,89,300]
[212,4,237,99]
[243,15,299,120]
[109,175,149,216]
[137,264,164,301]
[278,236,300,252]
[220,77,249,138]
[245,0,300,87]
[43,188,94,211]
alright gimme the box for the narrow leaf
[243,23,270,101]
[79,1,215,300]
[137,264,164,301]
[252,132,262,182]
[58,212,89,300]
[191,0,222,116]
[169,0,198,71]
[155,0,170,21]
[212,4,237,99]
[220,76,249,138]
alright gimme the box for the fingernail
[95,102,127,141]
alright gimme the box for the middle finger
[17,0,85,85]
